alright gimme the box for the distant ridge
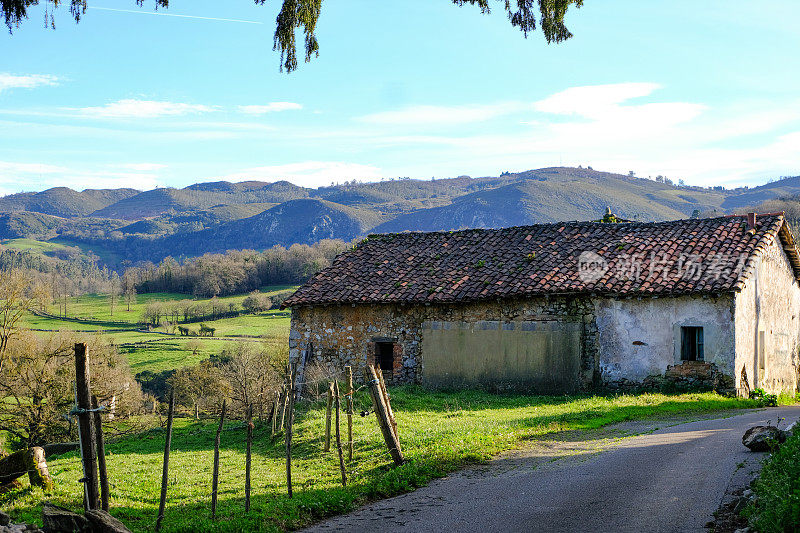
[1,167,797,267]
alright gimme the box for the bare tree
[220,343,281,418]
[0,269,48,371]
[0,332,142,447]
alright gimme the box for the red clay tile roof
[283,214,800,307]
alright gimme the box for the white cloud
[216,161,383,188]
[119,163,168,171]
[79,99,215,118]
[0,161,67,175]
[0,160,162,193]
[357,103,523,126]
[238,102,303,115]
[0,73,59,94]
[533,82,662,117]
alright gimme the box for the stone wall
[289,295,597,389]
[734,235,800,395]
[290,291,756,393]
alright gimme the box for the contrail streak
[88,6,264,25]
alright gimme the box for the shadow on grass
[3,389,762,533]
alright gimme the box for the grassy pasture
[20,288,294,374]
[1,238,69,253]
[37,287,295,325]
[1,389,758,532]
[191,310,291,338]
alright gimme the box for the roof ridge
[285,213,797,308]
[365,213,785,240]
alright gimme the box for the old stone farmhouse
[283,213,800,395]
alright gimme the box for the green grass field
[193,311,291,338]
[20,289,295,374]
[1,389,759,532]
[1,238,69,253]
[36,287,295,325]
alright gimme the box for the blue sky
[1,0,799,195]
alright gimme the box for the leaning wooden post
[324,382,333,452]
[285,365,296,498]
[345,366,354,462]
[245,404,253,512]
[91,395,110,511]
[74,343,99,511]
[333,381,347,487]
[156,390,175,532]
[366,365,404,466]
[376,369,401,454]
[211,400,226,518]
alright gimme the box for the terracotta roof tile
[284,214,800,307]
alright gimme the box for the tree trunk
[0,447,53,489]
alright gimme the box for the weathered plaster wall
[734,236,800,394]
[421,320,582,392]
[594,295,736,384]
[289,296,596,389]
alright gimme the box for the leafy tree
[2,0,583,72]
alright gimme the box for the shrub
[750,388,778,407]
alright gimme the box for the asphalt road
[305,406,800,533]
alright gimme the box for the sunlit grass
[18,288,295,374]
[0,238,69,253]
[2,389,758,532]
[192,311,290,338]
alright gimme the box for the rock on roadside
[742,425,787,452]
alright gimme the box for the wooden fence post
[245,404,253,512]
[285,365,296,498]
[91,395,110,511]
[155,390,175,532]
[211,400,226,518]
[324,382,333,452]
[271,392,279,438]
[74,343,99,511]
[333,381,347,487]
[366,365,404,466]
[279,384,288,431]
[345,366,353,462]
[376,369,401,455]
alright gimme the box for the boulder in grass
[742,425,786,452]
[84,511,131,533]
[41,503,91,533]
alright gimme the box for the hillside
[0,187,139,217]
[155,198,380,257]
[374,168,727,232]
[720,175,800,210]
[2,167,797,268]
[92,180,308,219]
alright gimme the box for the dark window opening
[376,342,395,373]
[681,326,704,361]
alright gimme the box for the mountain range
[1,167,797,268]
